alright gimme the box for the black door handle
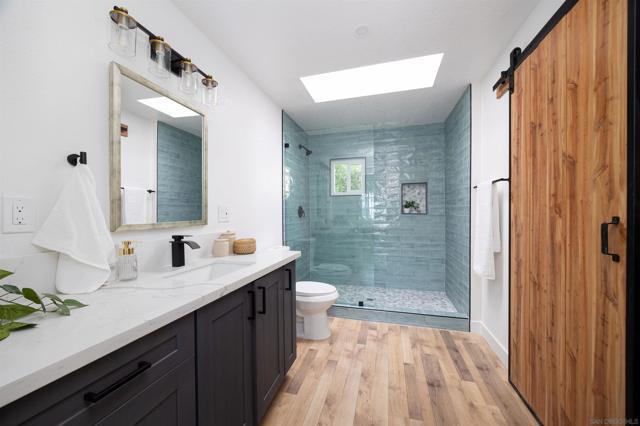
[248,290,256,320]
[258,286,266,314]
[601,216,621,262]
[285,269,292,291]
[84,361,151,403]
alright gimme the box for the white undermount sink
[164,260,253,284]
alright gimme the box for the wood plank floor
[262,318,537,426]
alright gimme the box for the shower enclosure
[283,87,471,329]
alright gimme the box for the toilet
[296,281,339,340]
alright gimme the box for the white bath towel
[122,187,148,224]
[32,164,113,294]
[473,181,501,280]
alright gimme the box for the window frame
[330,157,366,196]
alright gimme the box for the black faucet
[170,235,201,267]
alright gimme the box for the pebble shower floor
[332,284,460,316]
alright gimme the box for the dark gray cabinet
[282,264,297,372]
[254,269,285,422]
[0,314,196,426]
[0,261,298,426]
[196,286,254,426]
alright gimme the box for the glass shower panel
[282,85,471,322]
[308,129,375,294]
[283,112,311,281]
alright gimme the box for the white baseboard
[470,320,508,366]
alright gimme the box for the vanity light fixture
[178,58,198,95]
[107,6,220,107]
[201,75,219,108]
[148,36,171,78]
[108,6,137,57]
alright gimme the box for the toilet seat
[296,281,337,297]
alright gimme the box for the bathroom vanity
[0,250,299,426]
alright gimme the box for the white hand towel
[122,187,148,224]
[473,181,502,280]
[32,164,114,294]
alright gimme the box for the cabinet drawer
[0,314,195,426]
[95,358,196,426]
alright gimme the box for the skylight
[300,53,444,103]
[137,97,199,118]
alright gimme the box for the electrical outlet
[218,206,230,223]
[2,195,35,233]
[13,200,26,225]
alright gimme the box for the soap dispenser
[116,240,138,281]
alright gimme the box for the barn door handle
[601,216,621,262]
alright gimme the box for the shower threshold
[328,305,469,331]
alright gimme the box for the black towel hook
[67,151,87,166]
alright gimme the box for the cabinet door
[196,287,254,426]
[282,263,297,372]
[254,269,285,422]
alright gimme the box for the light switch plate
[2,195,35,233]
[218,206,230,223]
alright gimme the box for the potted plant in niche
[403,200,421,214]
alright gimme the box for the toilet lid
[297,281,336,297]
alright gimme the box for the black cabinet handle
[258,286,266,314]
[248,290,256,320]
[601,216,621,262]
[84,361,151,403]
[285,269,292,291]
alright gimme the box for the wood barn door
[510,0,627,425]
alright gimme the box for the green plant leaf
[0,304,38,321]
[21,288,45,311]
[63,299,87,308]
[0,270,13,281]
[0,321,36,341]
[56,304,70,316]
[42,293,63,303]
[0,284,22,295]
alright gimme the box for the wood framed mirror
[109,62,208,232]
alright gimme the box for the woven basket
[233,238,256,255]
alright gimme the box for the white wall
[470,0,565,365]
[0,0,283,259]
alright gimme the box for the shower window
[330,158,365,196]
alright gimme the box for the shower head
[299,144,312,156]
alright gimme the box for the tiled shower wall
[283,112,311,280]
[283,88,471,314]
[307,124,447,292]
[444,87,471,314]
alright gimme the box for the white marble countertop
[0,247,300,408]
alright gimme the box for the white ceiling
[174,0,540,131]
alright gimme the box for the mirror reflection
[120,74,204,226]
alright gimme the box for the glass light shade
[148,37,171,79]
[108,7,137,57]
[179,59,198,95]
[201,75,218,107]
